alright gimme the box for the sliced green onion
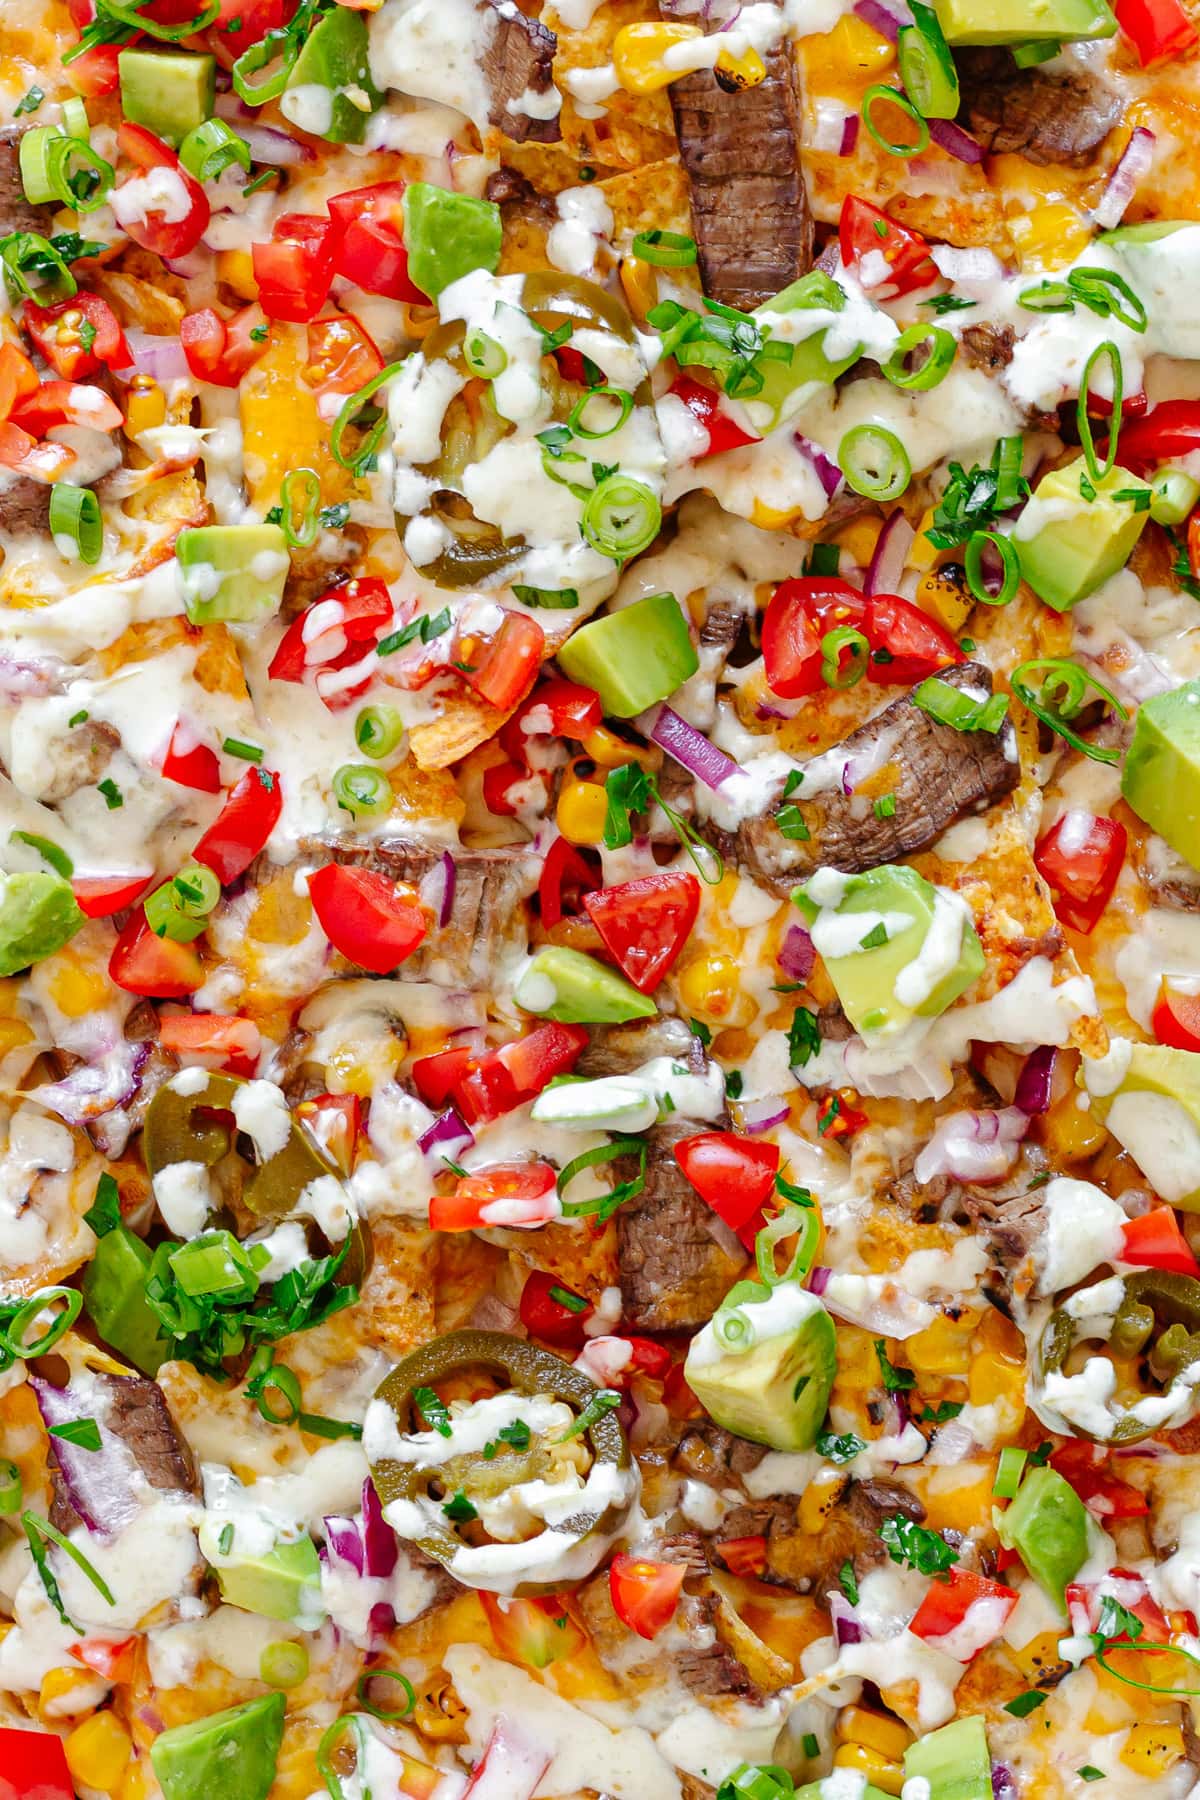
[332,763,392,819]
[172,862,221,918]
[0,1459,21,1516]
[49,483,102,564]
[861,84,930,158]
[581,474,661,560]
[511,583,580,610]
[839,424,910,502]
[820,625,868,690]
[4,1287,82,1359]
[568,386,634,441]
[1017,279,1075,314]
[557,1138,647,1224]
[144,880,208,943]
[103,0,221,35]
[354,705,404,759]
[463,328,508,379]
[331,360,406,476]
[260,1641,309,1688]
[993,434,1026,512]
[222,737,263,764]
[631,229,697,267]
[44,134,113,213]
[279,467,321,549]
[755,1203,820,1288]
[993,1445,1027,1499]
[297,1412,363,1441]
[1010,656,1128,766]
[355,1669,416,1722]
[913,676,1008,734]
[19,129,61,204]
[254,1364,302,1425]
[714,1304,754,1353]
[9,830,73,879]
[896,1,960,119]
[540,444,591,498]
[964,530,1020,606]
[61,98,89,140]
[232,22,301,104]
[179,117,252,183]
[23,1509,114,1629]
[1069,266,1147,334]
[1078,339,1122,483]
[1151,468,1200,525]
[317,1714,369,1800]
[881,323,956,392]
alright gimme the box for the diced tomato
[455,1022,590,1125]
[458,612,546,714]
[413,1046,477,1109]
[430,1162,559,1232]
[295,1092,361,1173]
[674,1131,779,1242]
[555,346,589,384]
[908,1568,1018,1656]
[304,313,384,399]
[1052,1445,1150,1520]
[663,1359,702,1419]
[158,1013,261,1077]
[252,214,338,323]
[667,374,760,459]
[71,873,153,918]
[0,423,75,481]
[584,872,700,994]
[1033,811,1127,935]
[115,123,209,260]
[1112,400,1200,470]
[839,195,936,297]
[538,835,602,930]
[609,1554,685,1640]
[818,1087,869,1140]
[1115,0,1197,63]
[192,767,282,885]
[1067,1570,1168,1641]
[500,680,603,767]
[308,863,427,973]
[162,718,222,793]
[482,759,532,817]
[268,577,394,683]
[1120,1204,1200,1277]
[480,1591,586,1669]
[206,0,285,66]
[0,1728,74,1800]
[9,381,123,436]
[762,577,865,699]
[328,182,426,303]
[181,306,266,388]
[626,1336,672,1381]
[24,295,130,381]
[519,1270,594,1345]
[861,593,964,686]
[69,1635,138,1682]
[109,913,204,997]
[1153,980,1200,1052]
[0,342,39,419]
[67,41,123,94]
[716,1536,768,1579]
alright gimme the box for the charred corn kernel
[908,510,939,571]
[906,1312,974,1377]
[1120,1723,1186,1777]
[968,1348,1026,1410]
[917,566,972,633]
[217,247,257,299]
[1010,1628,1068,1682]
[678,951,741,1025]
[825,12,896,74]
[1009,204,1091,272]
[413,1678,469,1743]
[751,498,804,529]
[619,256,659,324]
[833,1744,905,1796]
[1041,1089,1109,1161]
[556,778,609,845]
[836,1707,911,1761]
[581,726,649,769]
[713,43,766,87]
[833,516,883,568]
[124,375,166,436]
[66,1713,132,1791]
[613,21,702,91]
[40,1665,104,1720]
[800,1469,846,1535]
[48,951,110,1019]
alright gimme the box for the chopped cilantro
[879,1514,958,1576]
[442,1490,477,1522]
[413,1387,453,1439]
[874,1340,915,1393]
[1004,1690,1047,1718]
[838,1560,859,1605]
[786,1006,821,1069]
[816,1430,865,1464]
[14,87,44,116]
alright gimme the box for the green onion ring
[1017,279,1075,314]
[631,229,697,267]
[820,625,868,689]
[838,423,911,502]
[1069,266,1148,334]
[755,1203,820,1288]
[568,385,634,440]
[881,322,957,392]
[355,1669,416,1722]
[1010,655,1128,766]
[964,530,1020,606]
[332,763,392,818]
[463,328,508,379]
[179,118,252,183]
[354,704,404,760]
[4,1287,82,1360]
[316,1714,368,1800]
[48,483,103,564]
[331,359,406,475]
[861,84,930,158]
[1077,338,1123,483]
[280,467,321,549]
[581,474,662,560]
[254,1365,302,1425]
[260,1641,309,1689]
[44,134,113,213]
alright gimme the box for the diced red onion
[30,1041,147,1127]
[840,114,860,156]
[809,1265,832,1296]
[323,1514,364,1575]
[741,1098,791,1135]
[359,1475,398,1579]
[469,1292,524,1333]
[928,118,986,164]
[419,852,457,927]
[1014,1046,1057,1116]
[926,1415,976,1465]
[828,1590,867,1644]
[1093,127,1155,231]
[852,0,912,40]
[778,922,815,982]
[31,1375,142,1538]
[122,329,190,385]
[913,1105,1029,1185]
[417,1106,474,1161]
[812,98,855,153]
[793,433,844,500]
[163,252,207,280]
[464,1722,552,1799]
[992,1765,1018,1800]
[648,704,743,790]
[865,508,914,598]
[716,3,743,27]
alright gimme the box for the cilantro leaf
[879,1514,958,1576]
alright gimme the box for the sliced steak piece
[669,33,811,310]
[0,127,52,237]
[762,1475,925,1596]
[0,476,52,535]
[578,1015,708,1079]
[36,720,120,805]
[731,663,1019,895]
[960,322,1015,373]
[301,837,537,987]
[674,1421,767,1486]
[955,48,1120,166]
[484,0,562,144]
[616,1115,745,1331]
[675,1591,761,1699]
[47,1373,197,1535]
[961,1187,1044,1270]
[577,1572,759,1700]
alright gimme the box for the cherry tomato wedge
[861,593,963,686]
[609,1554,685,1640]
[304,314,384,400]
[519,1270,594,1346]
[458,612,546,714]
[674,1131,780,1240]
[296,1092,362,1174]
[180,306,266,388]
[71,873,153,918]
[252,213,338,323]
[667,374,760,458]
[430,1162,558,1232]
[24,295,130,381]
[500,679,602,767]
[328,181,425,303]
[162,719,222,793]
[715,1536,767,1578]
[268,577,393,683]
[538,835,601,930]
[479,1591,585,1669]
[308,863,427,974]
[115,123,210,260]
[584,871,700,993]
[839,195,936,297]
[9,381,123,436]
[762,577,865,699]
[158,1013,262,1077]
[1114,0,1197,65]
[109,914,204,997]
[192,766,282,885]
[1033,811,1127,936]
[1153,980,1200,1052]
[1052,1444,1150,1519]
[908,1568,1017,1656]
[1120,1204,1200,1278]
[450,1022,590,1125]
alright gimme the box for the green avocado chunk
[903,1716,992,1800]
[82,1226,169,1375]
[401,183,502,298]
[514,945,656,1024]
[0,870,84,977]
[684,1280,837,1452]
[931,0,1115,43]
[176,523,289,624]
[1123,680,1200,873]
[555,591,699,718]
[752,272,865,425]
[1013,457,1150,613]
[282,6,380,143]
[1081,1040,1200,1208]
[996,1465,1089,1606]
[118,49,215,146]
[198,1521,324,1624]
[151,1692,286,1800]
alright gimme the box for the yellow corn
[613,21,702,92]
[799,1469,847,1535]
[581,726,649,769]
[65,1713,132,1792]
[124,375,166,437]
[713,44,766,88]
[833,1743,905,1796]
[833,516,882,568]
[0,1019,33,1054]
[48,950,112,1019]
[325,1034,404,1098]
[556,778,609,845]
[619,256,659,325]
[836,1706,911,1761]
[1041,1089,1109,1161]
[751,498,805,529]
[1120,1723,1186,1777]
[824,11,896,75]
[906,1312,975,1377]
[677,951,742,1025]
[216,247,258,300]
[1009,204,1091,273]
[116,1755,150,1800]
[917,566,973,634]
[908,509,939,571]
[40,1665,103,1720]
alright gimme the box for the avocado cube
[794,864,983,1040]
[904,1716,993,1800]
[82,1225,169,1376]
[932,0,1116,44]
[684,1284,837,1452]
[1123,680,1200,873]
[118,50,215,147]
[151,1693,285,1800]
[0,871,83,977]
[1013,458,1150,613]
[556,591,699,718]
[1083,1041,1200,1208]
[996,1465,1089,1606]
[401,183,502,299]
[198,1521,324,1624]
[514,946,656,1025]
[281,6,380,144]
[176,524,290,625]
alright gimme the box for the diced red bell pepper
[304,313,384,400]
[295,1092,362,1174]
[1033,811,1127,936]
[1153,980,1200,1052]
[1115,0,1197,62]
[1112,401,1200,470]
[115,122,210,261]
[68,40,123,95]
[908,1567,1018,1657]
[308,863,427,974]
[430,1162,559,1232]
[667,374,760,459]
[609,1554,685,1640]
[1066,1569,1167,1640]
[192,766,282,885]
[1120,1204,1200,1278]
[162,718,222,793]
[1052,1445,1150,1520]
[500,680,602,767]
[674,1131,779,1243]
[716,1536,768,1578]
[109,913,205,997]
[519,1270,594,1345]
[268,577,394,683]
[9,381,123,436]
[861,593,964,686]
[328,181,425,303]
[762,577,865,699]
[0,1727,74,1800]
[839,195,936,297]
[458,612,546,714]
[584,871,700,993]
[538,835,602,930]
[252,213,338,323]
[181,306,266,388]
[24,294,130,381]
[158,1012,261,1077]
[71,873,153,918]
[479,1591,585,1669]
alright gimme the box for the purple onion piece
[809,1264,832,1296]
[865,508,914,597]
[417,1106,474,1162]
[992,1764,1018,1800]
[649,704,743,791]
[828,1590,867,1644]
[30,1041,147,1127]
[437,850,457,928]
[741,1099,791,1135]
[778,922,815,983]
[122,329,191,384]
[852,0,912,40]
[1093,126,1155,230]
[360,1476,398,1578]
[31,1376,141,1539]
[928,117,985,164]
[839,113,860,156]
[323,1514,365,1575]
[1014,1045,1057,1116]
[793,432,844,500]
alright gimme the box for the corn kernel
[799,1469,847,1535]
[66,1713,132,1792]
[619,257,659,324]
[613,21,702,92]
[917,566,973,634]
[116,1756,150,1800]
[833,1743,905,1796]
[326,1034,403,1098]
[836,1706,911,1760]
[1009,204,1091,272]
[751,498,804,529]
[124,375,166,437]
[1040,1089,1109,1162]
[907,510,939,571]
[48,950,110,1019]
[1120,1723,1186,1777]
[833,516,882,568]
[906,1312,975,1377]
[217,247,258,299]
[581,726,648,769]
[713,44,765,88]
[556,778,609,845]
[40,1665,104,1720]
[825,12,896,74]
[0,1019,34,1054]
[677,951,742,1025]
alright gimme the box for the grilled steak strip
[759,1476,926,1596]
[50,1374,197,1534]
[484,0,562,144]
[955,48,1120,166]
